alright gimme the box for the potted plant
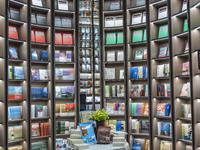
[93,109,109,127]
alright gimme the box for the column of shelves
[190,0,200,149]
[150,0,173,149]
[103,0,126,132]
[7,0,28,149]
[126,0,150,149]
[54,0,77,142]
[30,0,52,149]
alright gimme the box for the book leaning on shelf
[135,49,147,60]
[130,66,148,79]
[158,24,168,39]
[132,138,149,150]
[56,121,75,134]
[8,66,24,80]
[55,103,75,116]
[131,119,149,133]
[8,145,22,150]
[157,83,171,97]
[8,106,22,121]
[110,0,120,10]
[8,47,18,59]
[156,103,171,117]
[32,0,43,7]
[131,84,148,97]
[131,103,149,116]
[132,29,143,43]
[31,69,49,80]
[55,50,72,62]
[157,64,169,77]
[31,105,47,118]
[32,141,48,150]
[157,122,172,137]
[158,47,169,58]
[8,125,23,142]
[181,104,191,119]
[8,86,23,100]
[31,87,48,99]
[32,122,49,137]
[180,82,190,97]
[106,103,125,115]
[104,85,124,97]
[181,123,192,140]
[160,141,172,150]
[55,86,75,98]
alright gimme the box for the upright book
[35,30,46,43]
[62,17,72,28]
[63,33,73,45]
[117,32,123,44]
[106,32,117,45]
[158,24,168,38]
[132,29,143,43]
[58,0,69,10]
[32,0,43,7]
[9,25,19,39]
[10,7,20,20]
[132,13,142,25]
[55,32,63,44]
[110,0,120,10]
[36,13,47,25]
[158,6,168,19]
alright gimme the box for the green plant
[92,109,109,121]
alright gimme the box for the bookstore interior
[0,0,200,149]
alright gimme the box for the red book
[40,123,44,136]
[8,25,19,39]
[35,30,46,43]
[63,33,73,45]
[55,32,63,45]
[31,30,35,42]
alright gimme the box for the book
[135,50,144,60]
[105,68,115,79]
[97,126,111,144]
[39,69,48,80]
[31,50,38,61]
[180,82,190,97]
[142,12,146,23]
[183,18,188,32]
[35,30,46,43]
[8,125,22,142]
[136,0,145,6]
[185,42,189,53]
[8,106,22,120]
[117,51,124,61]
[40,51,48,61]
[160,141,172,150]
[31,87,48,99]
[132,13,142,25]
[31,30,36,42]
[181,104,191,119]
[32,123,40,136]
[13,66,24,79]
[117,32,123,44]
[106,32,117,45]
[143,29,146,41]
[8,66,13,79]
[55,86,75,98]
[105,16,115,27]
[36,13,47,25]
[31,13,36,24]
[181,124,192,140]
[110,0,120,10]
[62,17,72,28]
[32,141,48,150]
[158,47,168,57]
[55,16,62,27]
[58,0,69,10]
[182,62,190,75]
[32,0,43,7]
[132,29,143,43]
[31,69,39,80]
[63,33,73,45]
[158,24,168,38]
[66,51,72,62]
[9,25,18,39]
[182,0,187,11]
[10,7,20,20]
[8,86,23,100]
[9,47,18,59]
[158,6,168,19]
[107,51,115,62]
[55,32,63,45]
[115,16,123,27]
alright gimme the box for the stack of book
[8,66,24,80]
[104,85,125,97]
[8,125,23,142]
[182,123,192,140]
[156,103,171,117]
[31,105,48,118]
[132,138,150,150]
[31,87,48,99]
[112,132,127,147]
[130,66,148,79]
[106,103,125,115]
[131,84,148,97]
[31,50,48,61]
[131,103,149,116]
[156,64,169,77]
[105,120,125,131]
[55,86,75,98]
[106,32,124,45]
[55,32,73,45]
[8,106,22,120]
[55,103,75,116]
[180,82,190,97]
[55,68,75,80]
[55,50,72,62]
[8,145,22,150]
[8,86,23,100]
[157,122,172,137]
[132,29,146,43]
[105,16,123,27]
[160,141,172,150]
[134,49,147,60]
[55,16,72,28]
[31,122,49,137]
[157,83,171,97]
[31,69,49,80]
[31,141,48,150]
[131,119,149,133]
[56,121,75,134]
[31,13,47,25]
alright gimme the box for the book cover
[161,122,170,136]
[9,25,18,39]
[142,12,146,23]
[117,51,124,61]
[105,16,115,27]
[40,51,48,61]
[31,50,38,61]
[58,0,68,10]
[35,30,46,43]
[115,16,123,27]
[32,123,40,137]
[131,85,139,97]
[36,13,47,25]
[9,47,18,59]
[10,7,20,20]
[156,103,165,116]
[132,13,142,25]
[135,50,144,60]
[61,17,72,28]
[136,0,145,6]
[110,0,120,10]
[59,52,66,62]
[117,32,123,44]
[183,18,188,32]
[8,106,22,120]
[13,66,24,79]
[159,47,168,57]
[182,0,187,11]
[106,32,116,45]
[130,67,138,79]
[104,85,111,97]
[143,29,146,41]
[31,30,35,42]
[158,6,168,19]
[55,32,63,45]
[157,84,165,97]
[63,33,73,45]
[39,69,48,80]
[158,24,168,38]
[63,68,75,80]
[31,13,36,24]
[55,16,62,27]
[66,51,72,62]
[32,0,43,7]
[132,29,143,43]
[107,51,115,61]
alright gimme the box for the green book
[131,103,137,115]
[132,29,143,42]
[117,32,123,44]
[158,24,168,38]
[143,29,147,41]
[104,85,111,97]
[106,32,117,45]
[183,19,188,32]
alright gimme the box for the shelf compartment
[105,61,124,64]
[103,10,123,15]
[104,44,124,48]
[31,61,50,64]
[154,96,171,100]
[173,10,187,18]
[8,139,25,145]
[104,27,123,31]
[31,42,50,47]
[152,37,168,43]
[150,0,167,7]
[105,79,124,82]
[174,31,188,38]
[31,117,50,121]
[8,59,25,63]
[176,96,190,100]
[55,80,75,83]
[8,79,25,82]
[56,133,71,138]
[130,115,149,118]
[9,0,26,7]
[155,135,172,140]
[129,59,147,63]
[153,77,170,80]
[130,78,147,81]
[127,5,146,12]
[55,10,75,15]
[153,57,169,61]
[9,38,25,44]
[129,41,147,46]
[175,75,190,79]
[130,96,148,100]
[9,18,26,25]
[31,6,50,13]
[8,119,25,124]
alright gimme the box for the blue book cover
[8,106,21,120]
[165,104,171,116]
[131,67,138,79]
[31,69,40,80]
[132,139,142,150]
[14,66,24,79]
[143,67,148,78]
[9,47,18,59]
[40,51,48,61]
[157,84,165,97]
[161,122,170,136]
[31,87,48,99]
[31,50,38,61]
[116,121,122,131]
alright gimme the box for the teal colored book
[106,32,116,45]
[183,19,188,32]
[117,32,123,44]
[132,29,143,42]
[143,29,146,41]
[158,24,168,38]
[131,103,137,115]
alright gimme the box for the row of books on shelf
[105,16,123,27]
[132,12,146,25]
[31,13,47,25]
[32,122,49,137]
[55,32,73,45]
[81,49,91,57]
[55,16,72,28]
[104,85,125,97]
[55,68,74,80]
[131,119,149,133]
[131,84,148,97]
[157,122,172,137]
[81,41,99,48]
[31,69,49,80]
[106,51,124,62]
[80,26,92,34]
[55,103,75,116]
[31,105,48,118]
[106,103,125,115]
[8,125,22,142]
[106,32,123,45]
[80,88,92,95]
[32,141,48,150]
[8,106,22,121]
[55,86,75,98]
[32,0,68,10]
[131,103,149,116]
[80,33,91,40]
[157,83,171,97]
[134,49,147,60]
[56,121,75,134]
[130,66,148,79]
[8,66,24,80]
[81,64,91,72]
[132,138,149,150]
[55,50,72,62]
[8,145,22,150]
[80,81,92,87]
[31,50,48,61]
[85,96,100,103]
[105,68,124,79]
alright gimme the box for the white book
[31,105,35,118]
[164,84,167,97]
[132,13,142,25]
[117,51,124,61]
[182,0,187,11]
[114,16,123,26]
[107,51,115,62]
[138,67,143,78]
[110,0,120,10]
[131,119,137,133]
[38,106,43,118]
[105,68,115,79]
[58,0,69,10]
[119,70,124,79]
[142,12,146,23]
[39,69,48,80]
[105,16,115,27]
[187,82,190,97]
[136,0,145,6]
[180,83,189,97]
[157,64,165,77]
[157,122,161,135]
[32,0,43,7]
[158,6,168,19]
